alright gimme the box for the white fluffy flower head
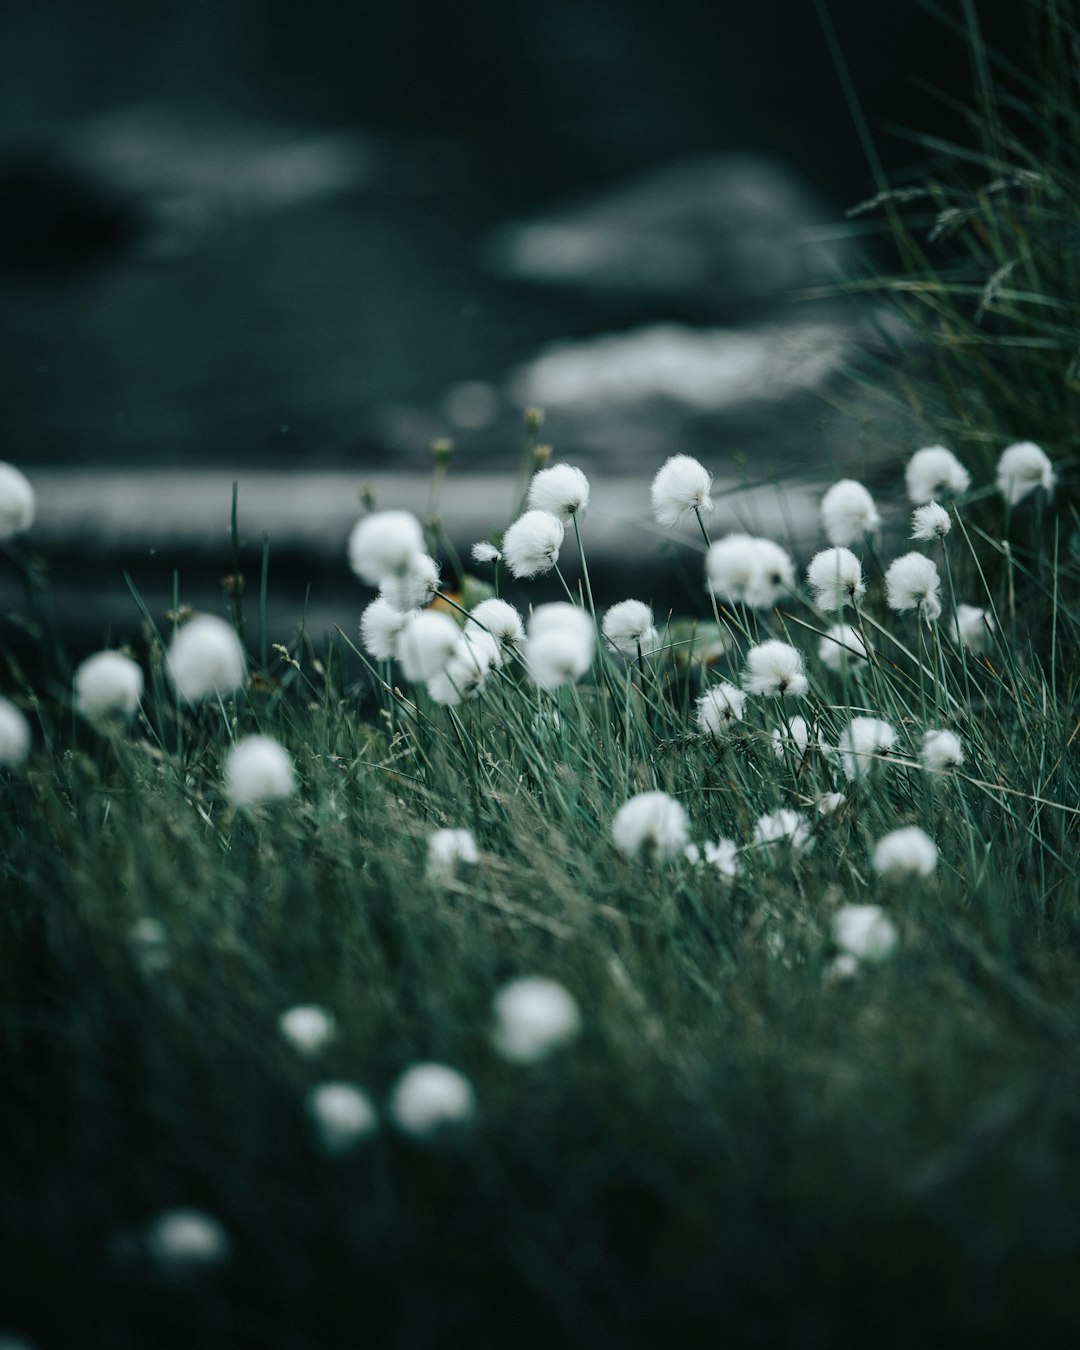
[74,651,144,720]
[491,977,583,1065]
[307,1082,379,1154]
[905,445,970,504]
[390,1063,476,1137]
[820,479,880,546]
[651,454,714,528]
[743,640,808,698]
[771,714,811,760]
[837,716,897,781]
[279,1005,337,1057]
[501,510,565,578]
[426,827,479,882]
[526,624,594,690]
[0,697,31,766]
[818,623,870,672]
[347,510,425,586]
[224,735,296,806]
[911,501,951,541]
[612,791,689,862]
[696,682,747,737]
[885,552,942,622]
[807,547,865,611]
[360,597,415,662]
[873,826,938,879]
[397,611,460,682]
[602,600,661,658]
[167,615,246,703]
[833,905,898,963]
[527,463,590,519]
[471,541,501,565]
[753,808,813,854]
[706,534,795,610]
[921,728,964,772]
[146,1209,231,1270]
[687,838,739,880]
[0,463,36,540]
[378,553,440,612]
[996,441,1056,506]
[949,604,994,652]
[466,598,525,649]
[426,630,501,705]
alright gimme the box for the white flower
[911,501,951,540]
[702,838,739,880]
[872,826,938,879]
[696,682,747,736]
[706,534,795,609]
[806,547,865,611]
[378,553,440,612]
[526,626,594,690]
[389,1063,476,1137]
[743,640,808,697]
[771,715,811,760]
[884,552,942,621]
[837,716,897,781]
[471,541,501,565]
[0,697,31,766]
[602,600,661,658]
[753,808,813,854]
[948,604,994,652]
[921,728,964,772]
[426,827,479,881]
[815,791,846,816]
[279,1005,336,1057]
[74,651,144,719]
[306,1082,379,1154]
[130,916,170,972]
[527,602,593,643]
[224,735,296,806]
[491,977,582,1065]
[426,631,501,705]
[397,611,461,682]
[360,598,415,662]
[820,479,880,546]
[166,614,246,703]
[651,454,713,528]
[825,953,860,983]
[0,463,36,540]
[466,598,525,650]
[905,445,970,504]
[612,791,689,862]
[817,623,870,672]
[526,463,590,519]
[833,904,898,963]
[145,1209,231,1270]
[347,510,425,586]
[996,440,1056,506]
[501,510,565,578]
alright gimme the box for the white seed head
[471,541,502,565]
[601,600,661,658]
[0,463,36,540]
[833,904,898,963]
[0,697,31,766]
[612,790,690,862]
[426,827,479,882]
[771,714,811,760]
[223,735,296,806]
[817,623,870,671]
[872,826,938,879]
[825,953,860,983]
[706,534,795,610]
[696,682,747,736]
[526,463,591,519]
[837,716,898,781]
[905,445,970,504]
[378,553,440,612]
[279,1005,337,1057]
[753,808,813,854]
[426,631,501,705]
[397,611,461,682]
[526,626,594,690]
[501,510,565,578]
[948,604,994,652]
[701,838,739,880]
[145,1209,231,1270]
[166,615,246,703]
[527,602,593,642]
[466,598,525,649]
[491,976,583,1065]
[347,510,426,586]
[885,552,943,621]
[74,651,144,719]
[921,728,964,772]
[360,598,415,662]
[650,454,714,528]
[806,547,865,611]
[815,791,846,816]
[820,479,880,546]
[743,640,808,698]
[911,501,951,541]
[306,1082,379,1154]
[390,1063,476,1137]
[996,441,1056,506]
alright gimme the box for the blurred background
[0,0,1025,649]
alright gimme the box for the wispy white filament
[911,502,951,540]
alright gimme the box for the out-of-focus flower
[817,623,870,672]
[837,716,897,781]
[687,838,739,880]
[279,1005,337,1057]
[872,826,938,879]
[996,441,1056,506]
[526,624,594,690]
[911,502,951,541]
[921,728,964,772]
[706,534,795,610]
[501,511,565,578]
[948,604,994,652]
[696,682,747,737]
[905,445,970,504]
[527,602,592,643]
[753,808,813,854]
[491,977,582,1064]
[390,1063,476,1137]
[651,454,713,528]
[0,697,32,766]
[602,600,661,659]
[379,553,440,612]
[0,463,36,540]
[612,791,689,862]
[743,640,808,697]
[426,630,501,704]
[398,611,460,682]
[306,1082,378,1154]
[74,651,144,719]
[466,599,525,650]
[807,547,865,611]
[471,541,501,565]
[166,615,246,703]
[145,1209,231,1271]
[815,791,846,816]
[885,552,942,621]
[426,828,479,882]
[527,464,590,520]
[347,510,425,586]
[833,904,898,963]
[771,715,812,760]
[224,736,296,806]
[820,479,880,546]
[360,597,415,662]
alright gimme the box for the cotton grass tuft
[806,547,865,611]
[650,454,713,528]
[742,640,807,697]
[347,510,425,586]
[390,1063,476,1137]
[491,977,582,1065]
[306,1083,379,1154]
[224,736,296,806]
[166,615,246,703]
[526,463,590,519]
[279,1005,337,1057]
[872,826,938,879]
[501,511,565,578]
[905,445,970,504]
[0,462,36,540]
[820,479,880,546]
[612,791,689,862]
[996,441,1056,505]
[74,651,144,719]
[884,553,942,621]
[0,698,32,766]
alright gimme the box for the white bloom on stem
[706,534,795,610]
[0,697,31,766]
[771,715,811,760]
[905,445,970,504]
[347,510,425,586]
[360,597,415,662]
[378,553,440,612]
[833,904,898,963]
[224,735,296,806]
[743,640,808,698]
[996,441,1056,506]
[820,479,880,546]
[806,547,865,611]
[306,1083,378,1155]
[837,716,897,781]
[702,838,739,880]
[397,611,460,682]
[884,552,942,621]
[466,598,525,649]
[279,1005,337,1057]
[146,1209,231,1271]
[825,953,860,983]
[501,510,565,578]
[911,501,951,541]
[696,682,747,737]
[948,604,994,652]
[527,463,590,520]
[872,826,938,879]
[602,600,660,658]
[815,791,846,816]
[650,454,713,528]
[753,808,813,854]
[471,540,501,565]
[817,623,870,672]
[426,630,501,705]
[0,463,36,540]
[166,614,246,703]
[491,977,582,1065]
[75,651,144,720]
[921,728,964,772]
[527,602,592,643]
[390,1063,476,1137]
[426,827,479,882]
[612,791,689,862]
[526,626,594,690]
